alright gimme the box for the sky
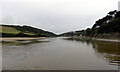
[0,0,120,34]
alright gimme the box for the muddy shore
[0,37,46,42]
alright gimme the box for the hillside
[59,10,120,38]
[0,25,57,37]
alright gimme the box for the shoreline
[94,38,120,42]
[0,37,47,42]
[66,36,120,42]
[0,37,119,42]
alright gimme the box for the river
[2,37,119,70]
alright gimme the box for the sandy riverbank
[0,37,47,41]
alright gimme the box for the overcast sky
[0,0,119,34]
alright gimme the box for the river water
[2,37,119,70]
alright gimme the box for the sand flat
[0,37,46,41]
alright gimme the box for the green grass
[0,26,20,34]
[0,26,36,36]
[24,33,36,35]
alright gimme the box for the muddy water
[2,37,119,70]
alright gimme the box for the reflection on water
[65,38,120,66]
[2,38,119,70]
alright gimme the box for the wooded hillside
[60,10,120,37]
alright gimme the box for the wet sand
[0,37,46,41]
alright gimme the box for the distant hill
[59,10,120,38]
[0,25,57,37]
